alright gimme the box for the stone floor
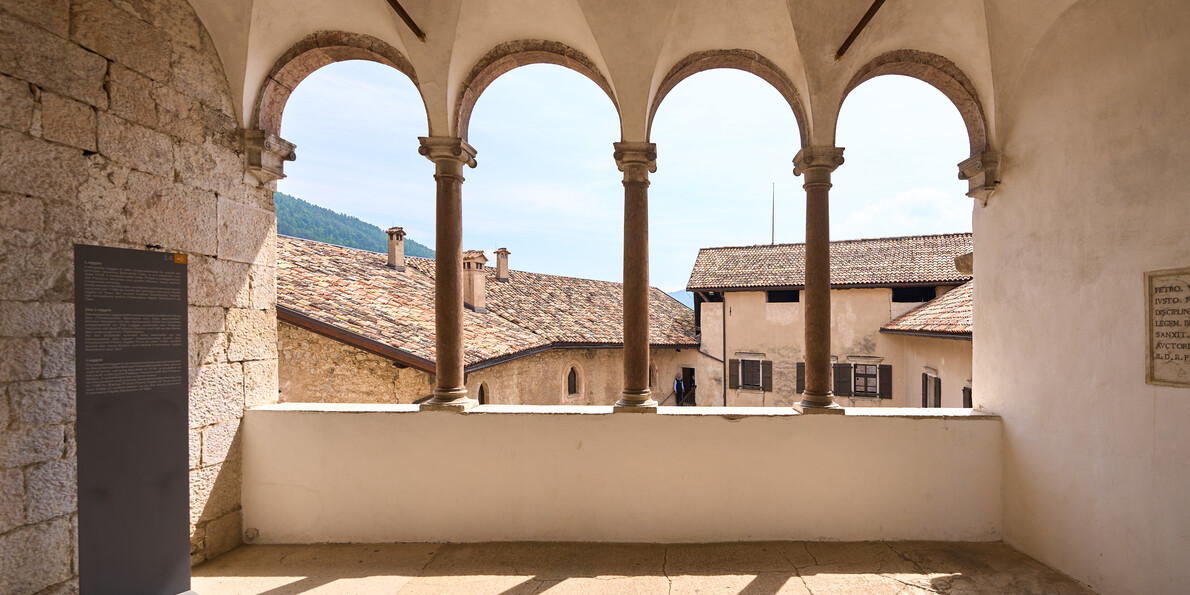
[192,541,1096,594]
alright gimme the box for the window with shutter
[833,362,852,397]
[877,365,893,399]
[761,360,773,391]
[921,373,929,407]
[796,362,805,394]
[933,376,942,407]
[728,358,739,389]
[741,359,762,390]
[962,386,972,408]
[853,364,878,396]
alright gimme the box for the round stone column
[613,142,658,412]
[418,136,477,410]
[793,147,845,414]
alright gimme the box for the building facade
[689,234,974,407]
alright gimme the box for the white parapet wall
[242,404,1002,544]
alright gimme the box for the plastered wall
[0,1,278,591]
[277,321,716,407]
[707,289,950,406]
[243,406,1002,544]
[978,0,1190,592]
[893,335,972,408]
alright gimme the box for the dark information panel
[75,245,192,595]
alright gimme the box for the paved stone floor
[192,541,1096,594]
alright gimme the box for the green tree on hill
[274,192,435,258]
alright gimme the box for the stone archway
[841,49,988,156]
[648,49,810,147]
[453,40,619,141]
[253,31,423,137]
[839,50,997,200]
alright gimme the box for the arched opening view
[266,51,443,406]
[651,64,804,408]
[828,71,976,409]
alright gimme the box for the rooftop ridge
[695,231,973,253]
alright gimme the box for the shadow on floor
[191,541,1096,594]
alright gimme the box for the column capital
[958,149,1000,206]
[613,142,657,183]
[418,136,478,168]
[792,146,845,177]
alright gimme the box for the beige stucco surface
[894,335,973,408]
[243,406,1002,544]
[975,1,1190,592]
[705,289,963,407]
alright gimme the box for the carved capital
[244,130,296,184]
[613,142,657,183]
[958,150,1000,206]
[418,136,478,169]
[793,146,845,177]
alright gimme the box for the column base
[420,388,476,412]
[614,391,658,413]
[794,392,845,415]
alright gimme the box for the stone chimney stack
[463,250,488,313]
[386,227,406,271]
[495,247,511,282]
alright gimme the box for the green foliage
[274,192,435,258]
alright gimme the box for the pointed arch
[648,49,809,147]
[253,31,426,137]
[454,40,621,141]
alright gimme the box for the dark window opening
[892,286,937,303]
[853,364,878,396]
[478,384,487,405]
[962,386,972,408]
[767,290,800,303]
[740,359,762,390]
[567,367,578,395]
[703,292,724,303]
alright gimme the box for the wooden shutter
[728,358,739,389]
[761,360,773,391]
[796,362,805,393]
[962,386,972,408]
[921,373,929,407]
[933,376,942,407]
[877,364,892,399]
[833,363,852,397]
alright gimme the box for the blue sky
[278,61,970,293]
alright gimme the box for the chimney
[463,250,488,313]
[386,227,406,271]
[494,247,511,282]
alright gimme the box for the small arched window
[478,383,487,405]
[567,367,579,396]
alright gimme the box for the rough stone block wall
[0,1,278,591]
[278,321,433,403]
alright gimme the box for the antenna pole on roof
[771,182,775,245]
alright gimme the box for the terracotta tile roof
[881,280,974,338]
[686,233,973,291]
[277,236,698,368]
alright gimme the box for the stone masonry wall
[278,321,433,404]
[0,1,279,592]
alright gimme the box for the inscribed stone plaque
[1146,266,1190,387]
[75,244,193,595]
